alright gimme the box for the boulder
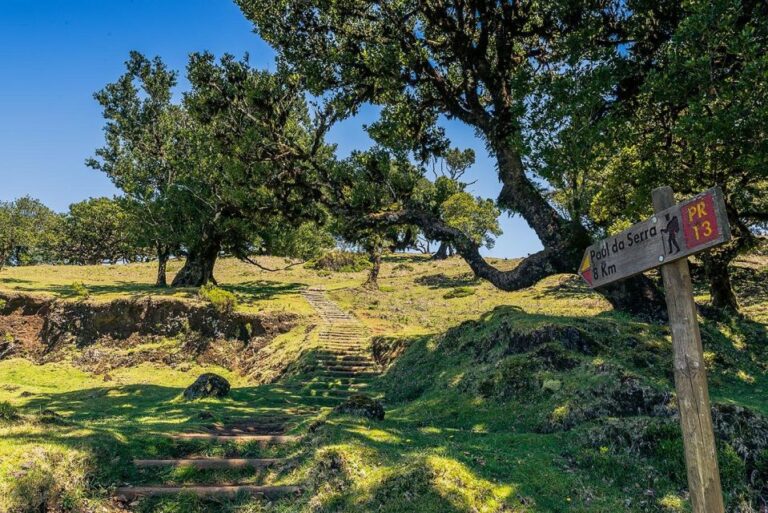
[333,394,385,421]
[183,373,230,400]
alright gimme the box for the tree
[0,197,62,270]
[166,53,333,286]
[326,149,421,289]
[429,148,476,260]
[59,197,146,265]
[259,221,336,262]
[88,51,183,287]
[236,0,678,316]
[536,0,768,312]
[441,192,502,250]
[326,147,501,289]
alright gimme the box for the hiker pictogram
[661,213,681,255]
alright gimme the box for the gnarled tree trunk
[155,245,170,288]
[171,237,221,287]
[432,241,449,260]
[363,246,382,290]
[700,246,742,313]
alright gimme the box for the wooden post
[652,186,725,513]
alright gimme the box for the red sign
[681,193,720,249]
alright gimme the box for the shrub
[0,401,19,421]
[0,446,91,513]
[307,251,371,273]
[198,284,238,314]
[443,286,476,299]
[392,263,414,273]
[69,282,89,298]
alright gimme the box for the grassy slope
[0,253,766,512]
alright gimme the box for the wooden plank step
[314,370,378,377]
[319,365,376,373]
[116,484,301,499]
[302,382,370,391]
[316,353,372,360]
[316,357,373,364]
[318,360,375,367]
[168,433,300,443]
[134,458,280,469]
[294,387,356,395]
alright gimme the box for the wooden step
[168,433,300,443]
[203,421,288,435]
[319,365,376,373]
[116,484,301,499]
[314,370,378,377]
[302,382,370,391]
[316,355,373,362]
[134,458,280,469]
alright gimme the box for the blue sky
[0,0,542,258]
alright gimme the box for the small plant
[0,299,6,311]
[443,286,476,299]
[0,401,19,422]
[69,282,90,298]
[551,404,570,423]
[198,283,238,314]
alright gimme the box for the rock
[183,373,230,400]
[542,379,562,392]
[333,394,385,421]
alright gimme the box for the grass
[0,252,766,512]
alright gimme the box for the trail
[116,287,380,503]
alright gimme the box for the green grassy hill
[0,254,766,512]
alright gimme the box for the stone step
[116,485,301,499]
[168,433,300,443]
[134,458,281,469]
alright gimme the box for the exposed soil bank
[0,291,297,362]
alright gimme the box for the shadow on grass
[222,281,306,302]
[1,277,308,305]
[414,272,480,289]
[381,253,432,264]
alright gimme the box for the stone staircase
[115,287,379,504]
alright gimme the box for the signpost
[580,186,729,513]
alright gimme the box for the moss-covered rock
[182,373,230,400]
[334,394,385,421]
